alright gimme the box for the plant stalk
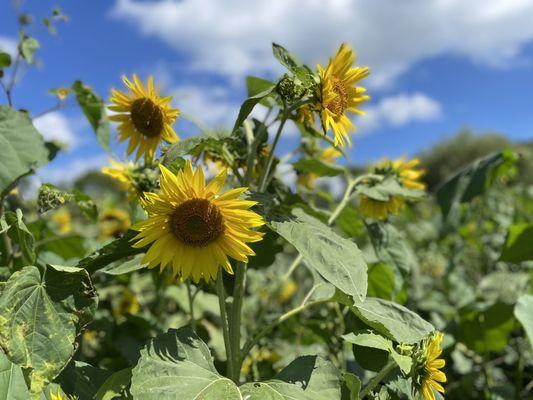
[359,360,397,399]
[216,268,233,380]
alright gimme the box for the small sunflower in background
[99,208,131,240]
[393,157,426,190]
[113,287,140,318]
[359,194,404,220]
[298,147,342,189]
[50,209,72,234]
[108,75,180,161]
[414,332,447,400]
[317,43,369,148]
[102,159,160,200]
[132,160,264,282]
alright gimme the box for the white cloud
[111,0,533,88]
[360,92,442,133]
[38,154,108,185]
[0,36,17,57]
[33,112,78,149]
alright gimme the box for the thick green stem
[229,261,247,383]
[216,268,233,380]
[359,360,397,399]
[257,111,288,192]
[186,281,196,330]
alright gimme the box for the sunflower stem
[186,280,196,330]
[359,360,397,399]
[216,268,233,380]
[229,261,247,383]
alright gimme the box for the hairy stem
[359,360,397,399]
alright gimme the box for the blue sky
[1,0,532,185]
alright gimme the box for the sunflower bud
[276,74,306,102]
[131,163,160,195]
[38,184,68,213]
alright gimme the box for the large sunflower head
[132,160,264,282]
[414,332,446,400]
[317,43,370,148]
[109,75,180,161]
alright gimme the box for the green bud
[276,74,306,102]
[37,184,69,213]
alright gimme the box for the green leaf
[56,361,111,400]
[367,263,395,300]
[0,352,29,400]
[38,184,97,221]
[270,208,368,301]
[0,265,97,394]
[0,52,11,69]
[94,368,132,400]
[76,230,144,273]
[342,373,361,400]
[247,76,277,107]
[71,80,110,151]
[162,137,207,166]
[356,176,424,202]
[241,355,345,400]
[457,302,515,354]
[0,106,48,196]
[293,158,345,177]
[100,254,145,275]
[232,86,275,133]
[514,295,533,348]
[477,271,530,304]
[1,209,35,266]
[130,327,241,399]
[20,37,39,63]
[436,150,517,219]
[500,223,533,263]
[39,235,86,260]
[339,294,434,344]
[271,43,314,86]
[248,229,283,269]
[343,332,412,373]
[366,223,417,274]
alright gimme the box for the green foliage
[293,158,345,177]
[20,37,40,64]
[0,353,29,400]
[232,85,276,133]
[500,223,533,263]
[71,80,110,151]
[514,295,533,348]
[271,208,368,301]
[0,265,97,394]
[0,106,48,196]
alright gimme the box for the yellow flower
[50,387,68,400]
[109,75,180,161]
[99,208,131,240]
[277,279,298,304]
[392,157,426,190]
[420,332,446,400]
[56,87,70,101]
[298,147,342,189]
[51,209,72,234]
[359,195,404,220]
[317,43,369,148]
[113,288,140,317]
[132,160,264,282]
[102,159,137,196]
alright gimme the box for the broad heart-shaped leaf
[293,158,345,178]
[246,76,277,107]
[94,368,132,400]
[342,332,412,374]
[76,230,145,273]
[270,208,368,301]
[500,223,533,263]
[0,265,97,395]
[241,355,345,400]
[0,106,48,196]
[130,327,241,399]
[0,352,29,400]
[71,80,110,151]
[436,150,517,219]
[337,294,433,344]
[232,85,275,133]
[514,295,533,348]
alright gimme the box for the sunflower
[359,194,404,220]
[99,208,131,240]
[132,160,264,282]
[317,44,370,148]
[113,287,140,318]
[296,104,315,126]
[50,387,68,400]
[102,159,160,199]
[392,157,426,190]
[419,332,446,400]
[109,75,180,161]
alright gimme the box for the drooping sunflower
[392,157,426,190]
[359,194,404,220]
[419,332,446,400]
[108,75,180,161]
[132,160,264,282]
[317,44,370,148]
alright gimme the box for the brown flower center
[130,98,164,138]
[326,78,348,116]
[169,198,224,247]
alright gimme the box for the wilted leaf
[0,265,97,394]
[1,209,35,266]
[0,106,48,196]
[271,208,367,301]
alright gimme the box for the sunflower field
[0,6,532,400]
